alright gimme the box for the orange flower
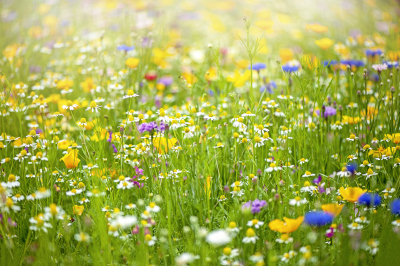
[60,149,80,169]
[321,203,344,217]
[339,187,366,203]
[268,216,304,233]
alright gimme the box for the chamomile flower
[247,219,264,229]
[276,233,293,244]
[347,132,360,141]
[363,168,378,179]
[348,222,363,230]
[123,89,139,99]
[363,239,379,255]
[117,181,134,190]
[280,250,297,263]
[62,100,78,110]
[146,202,161,212]
[299,158,309,165]
[66,188,83,196]
[302,171,315,177]
[86,101,101,113]
[265,162,282,172]
[289,197,308,206]
[74,232,90,242]
[230,186,244,197]
[242,228,258,243]
[125,203,137,209]
[29,214,52,232]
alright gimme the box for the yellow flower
[73,205,84,216]
[321,203,343,217]
[386,133,400,144]
[57,140,72,150]
[153,137,177,154]
[182,72,197,86]
[339,187,366,203]
[306,23,329,33]
[235,59,249,69]
[80,77,95,93]
[60,149,80,169]
[125,58,140,69]
[255,20,274,31]
[315,38,334,50]
[226,70,251,88]
[279,48,293,63]
[205,67,217,81]
[268,216,304,233]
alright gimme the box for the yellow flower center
[89,101,97,108]
[280,234,289,241]
[223,247,231,256]
[229,222,237,228]
[246,228,256,237]
[144,234,152,241]
[8,174,16,182]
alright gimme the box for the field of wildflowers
[2,0,400,265]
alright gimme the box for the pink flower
[372,64,388,72]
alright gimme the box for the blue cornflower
[117,45,135,52]
[365,49,383,57]
[304,211,333,226]
[260,81,277,93]
[341,59,365,68]
[390,199,400,215]
[346,163,358,175]
[358,193,381,207]
[385,61,399,69]
[282,61,300,73]
[249,63,266,71]
[322,60,337,67]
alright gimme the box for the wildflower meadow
[2,0,400,265]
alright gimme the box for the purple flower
[138,123,147,133]
[147,122,159,132]
[251,199,267,214]
[313,175,322,184]
[138,122,164,134]
[132,181,144,188]
[135,166,144,175]
[326,227,334,238]
[158,76,174,87]
[107,131,112,143]
[158,122,166,132]
[242,199,267,214]
[111,144,118,153]
[315,106,336,118]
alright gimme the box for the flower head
[304,211,333,227]
[60,149,80,169]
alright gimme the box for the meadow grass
[1,0,400,265]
